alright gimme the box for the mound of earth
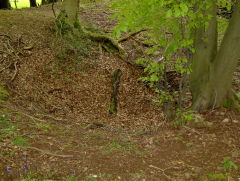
[0,2,240,180]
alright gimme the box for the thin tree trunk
[14,0,17,8]
[0,0,11,9]
[191,1,240,111]
[30,0,37,7]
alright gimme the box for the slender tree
[0,0,11,9]
[14,0,17,9]
[30,0,37,7]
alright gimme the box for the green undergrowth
[0,109,29,146]
[0,85,10,103]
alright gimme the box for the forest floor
[0,2,240,180]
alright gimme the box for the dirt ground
[0,2,240,180]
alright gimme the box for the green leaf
[180,3,188,14]
[166,9,172,18]
[174,6,181,17]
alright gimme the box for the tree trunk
[191,1,240,111]
[0,0,11,9]
[30,0,37,7]
[42,0,46,5]
[109,69,122,114]
[190,2,218,105]
[59,0,80,28]
[14,0,17,8]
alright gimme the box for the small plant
[223,157,238,172]
[0,112,16,142]
[203,157,238,180]
[12,136,29,146]
[0,85,10,103]
[170,109,194,128]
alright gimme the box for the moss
[109,69,122,114]
[222,91,240,109]
[109,98,115,114]
[0,85,10,103]
[222,99,234,108]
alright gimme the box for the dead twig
[37,113,69,123]
[0,34,11,39]
[23,44,34,50]
[21,146,73,158]
[149,165,179,181]
[0,63,12,73]
[11,61,18,81]
[11,111,47,123]
[183,126,201,135]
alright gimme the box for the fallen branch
[118,29,147,43]
[21,146,73,158]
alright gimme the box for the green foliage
[207,173,227,181]
[111,0,232,112]
[0,85,10,103]
[202,157,238,180]
[170,109,194,128]
[12,136,29,146]
[0,112,16,142]
[223,157,238,171]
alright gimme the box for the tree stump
[109,69,122,114]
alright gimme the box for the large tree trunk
[30,0,37,7]
[58,0,80,28]
[191,1,240,111]
[190,2,218,107]
[0,0,11,9]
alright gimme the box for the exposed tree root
[192,88,240,111]
[55,13,127,58]
[118,29,147,43]
[83,29,127,58]
[20,146,73,158]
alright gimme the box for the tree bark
[0,0,11,9]
[109,69,122,114]
[59,0,80,28]
[191,1,240,111]
[190,2,218,105]
[30,0,37,7]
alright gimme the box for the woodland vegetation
[0,0,240,180]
